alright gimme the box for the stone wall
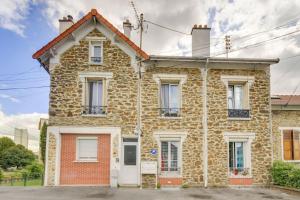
[206,66,272,186]
[272,110,300,161]
[141,66,204,187]
[47,29,138,185]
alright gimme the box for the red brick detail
[32,9,149,61]
[229,178,253,185]
[159,177,182,186]
[60,134,110,185]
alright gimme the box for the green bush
[26,162,44,178]
[272,161,300,189]
[0,168,3,182]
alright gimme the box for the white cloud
[0,0,31,36]
[0,107,48,152]
[0,94,20,103]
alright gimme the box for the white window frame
[79,72,113,117]
[87,37,105,65]
[154,131,187,177]
[221,75,254,120]
[280,127,300,163]
[76,136,98,162]
[223,132,255,178]
[153,74,187,118]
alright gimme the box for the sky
[0,0,300,150]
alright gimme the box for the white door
[119,138,138,185]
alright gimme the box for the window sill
[81,114,107,118]
[158,116,182,120]
[159,173,182,178]
[89,62,104,65]
[283,160,300,163]
[73,160,98,163]
[229,175,252,179]
[228,117,251,121]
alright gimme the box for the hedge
[271,161,300,189]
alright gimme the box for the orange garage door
[60,134,110,185]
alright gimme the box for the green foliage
[39,123,47,164]
[181,183,189,188]
[272,161,300,189]
[26,162,43,178]
[156,183,161,189]
[0,144,35,169]
[0,168,3,181]
[0,137,15,154]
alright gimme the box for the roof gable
[32,9,149,61]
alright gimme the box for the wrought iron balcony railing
[90,57,102,63]
[228,109,250,118]
[82,105,107,115]
[159,108,181,117]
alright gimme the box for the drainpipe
[267,68,274,165]
[202,58,209,188]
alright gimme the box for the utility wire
[0,86,49,91]
[144,20,190,35]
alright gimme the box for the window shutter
[293,130,300,160]
[283,130,293,160]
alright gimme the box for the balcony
[228,109,250,118]
[159,108,181,117]
[90,57,102,63]
[82,105,106,115]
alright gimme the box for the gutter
[202,58,209,187]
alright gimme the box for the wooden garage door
[60,134,110,185]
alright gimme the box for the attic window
[89,40,103,64]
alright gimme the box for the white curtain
[161,84,169,108]
[234,86,243,109]
[89,81,103,107]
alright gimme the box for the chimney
[59,15,74,34]
[191,24,211,57]
[123,19,132,38]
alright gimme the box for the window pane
[78,139,97,159]
[88,81,103,107]
[94,46,101,57]
[229,142,234,169]
[124,145,136,165]
[228,86,234,109]
[170,142,179,171]
[283,130,293,160]
[293,130,300,160]
[161,84,169,108]
[161,142,168,171]
[234,86,243,109]
[236,142,244,170]
[170,85,179,113]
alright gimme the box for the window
[227,84,250,118]
[161,141,180,172]
[228,85,243,109]
[229,142,245,175]
[124,145,137,165]
[160,83,180,117]
[90,41,103,63]
[77,137,98,161]
[283,130,300,161]
[82,80,106,115]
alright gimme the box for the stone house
[33,9,280,187]
[272,95,300,164]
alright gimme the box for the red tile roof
[32,9,149,60]
[271,95,300,105]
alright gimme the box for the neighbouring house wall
[141,66,204,187]
[272,110,300,161]
[46,29,138,185]
[206,66,272,186]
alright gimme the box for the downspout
[202,58,209,188]
[267,67,274,166]
[137,58,142,188]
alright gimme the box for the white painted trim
[85,36,106,41]
[280,127,300,162]
[76,136,98,161]
[89,40,104,65]
[220,75,255,86]
[153,130,187,177]
[152,74,187,85]
[223,132,256,178]
[44,125,50,186]
[78,72,113,81]
[47,126,121,187]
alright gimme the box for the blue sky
[0,0,300,150]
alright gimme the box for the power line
[144,20,190,36]
[0,86,49,91]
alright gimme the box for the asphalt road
[0,186,299,200]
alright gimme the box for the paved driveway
[0,186,299,200]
